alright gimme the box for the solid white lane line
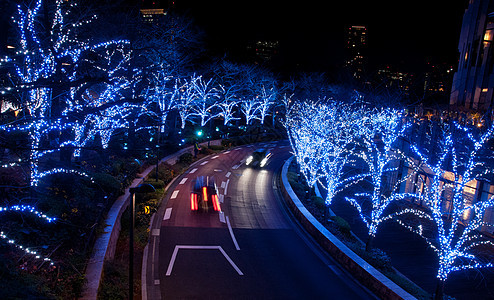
[165,245,243,276]
[224,179,230,195]
[200,160,209,165]
[170,190,179,199]
[189,168,198,174]
[163,208,172,220]
[225,171,231,178]
[179,177,188,185]
[226,216,240,250]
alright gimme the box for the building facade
[345,25,367,80]
[450,0,494,114]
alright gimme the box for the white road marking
[226,216,241,250]
[154,279,160,285]
[152,229,160,236]
[170,190,179,199]
[166,245,243,276]
[200,160,209,165]
[163,208,172,220]
[219,194,224,203]
[221,181,226,189]
[232,164,240,169]
[212,155,219,159]
[224,150,230,154]
[189,168,198,174]
[219,211,226,223]
[225,171,231,178]
[179,177,188,185]
[224,179,230,195]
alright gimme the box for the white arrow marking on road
[166,245,243,276]
[163,208,172,220]
[170,190,179,199]
[179,177,188,185]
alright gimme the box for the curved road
[144,141,375,299]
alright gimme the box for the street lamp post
[128,183,155,300]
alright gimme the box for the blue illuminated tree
[394,122,494,299]
[0,0,136,186]
[343,108,416,250]
[191,76,221,127]
[285,100,367,204]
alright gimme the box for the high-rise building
[450,0,494,114]
[345,25,367,80]
[246,40,280,63]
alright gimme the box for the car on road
[190,176,221,212]
[245,148,272,168]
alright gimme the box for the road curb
[280,156,416,300]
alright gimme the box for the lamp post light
[128,183,155,300]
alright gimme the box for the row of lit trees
[0,0,285,271]
[285,99,494,299]
[0,0,283,188]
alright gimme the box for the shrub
[329,216,351,236]
[311,196,326,210]
[92,173,122,196]
[366,248,393,272]
[144,179,165,190]
[208,145,224,151]
[157,164,175,183]
[199,147,214,155]
[178,153,193,165]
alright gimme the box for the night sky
[0,0,468,74]
[173,0,468,74]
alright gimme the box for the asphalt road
[147,141,376,299]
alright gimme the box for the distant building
[450,0,494,114]
[247,40,280,63]
[345,25,367,80]
[140,8,166,23]
[376,66,413,95]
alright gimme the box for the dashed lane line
[163,208,172,220]
[170,190,179,199]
